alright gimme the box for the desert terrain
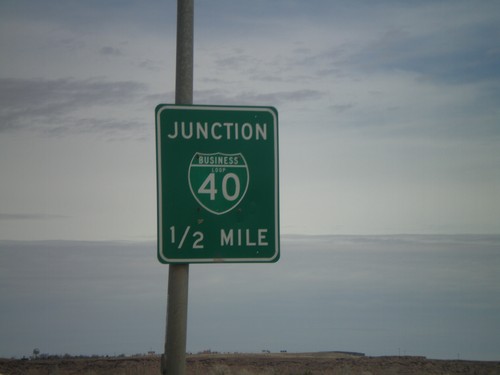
[1,352,499,375]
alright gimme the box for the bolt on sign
[155,104,279,263]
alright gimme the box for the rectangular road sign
[156,104,279,263]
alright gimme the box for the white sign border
[156,104,279,263]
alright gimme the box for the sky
[1,0,499,361]
[1,236,499,361]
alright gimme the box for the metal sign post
[162,0,193,374]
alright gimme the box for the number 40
[198,172,240,201]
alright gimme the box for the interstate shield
[188,152,249,215]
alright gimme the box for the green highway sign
[156,104,279,263]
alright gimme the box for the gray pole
[162,0,193,374]
[175,0,193,105]
[163,264,189,375]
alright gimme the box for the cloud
[188,235,500,357]
[137,59,165,72]
[330,103,354,113]
[323,4,500,86]
[1,235,499,359]
[145,91,175,105]
[194,88,324,106]
[0,0,498,260]
[45,118,149,140]
[347,27,500,85]
[0,77,148,136]
[0,213,67,221]
[0,240,164,356]
[99,46,122,56]
[189,2,499,145]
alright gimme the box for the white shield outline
[188,152,250,215]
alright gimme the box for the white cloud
[2,236,499,359]
[0,2,498,240]
[0,78,155,140]
[0,213,67,221]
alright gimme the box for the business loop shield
[188,152,249,215]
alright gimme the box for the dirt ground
[1,352,499,375]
